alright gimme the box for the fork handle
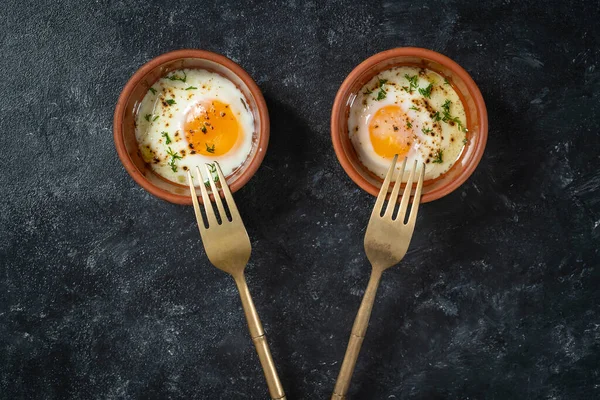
[235,275,286,400]
[332,268,383,399]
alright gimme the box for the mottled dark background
[1,0,599,399]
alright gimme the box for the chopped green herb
[442,99,452,113]
[432,149,444,164]
[440,99,466,132]
[418,83,433,99]
[432,111,441,121]
[363,88,373,95]
[203,163,219,186]
[463,138,469,144]
[441,101,453,120]
[201,125,207,134]
[444,78,450,85]
[204,176,219,187]
[166,147,182,172]
[422,126,433,134]
[144,114,151,122]
[152,115,159,122]
[409,106,420,111]
[404,74,419,93]
[166,99,176,106]
[185,86,198,90]
[444,115,465,132]
[161,131,171,144]
[149,87,157,95]
[167,71,187,83]
[375,79,388,101]
[206,143,215,153]
[406,121,413,129]
[442,111,453,123]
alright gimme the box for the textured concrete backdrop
[1,0,599,399]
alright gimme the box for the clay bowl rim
[113,49,270,205]
[330,47,488,203]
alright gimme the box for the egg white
[348,66,467,181]
[135,69,254,185]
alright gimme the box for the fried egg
[135,69,254,185]
[348,66,467,181]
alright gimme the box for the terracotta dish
[331,47,488,202]
[114,49,269,205]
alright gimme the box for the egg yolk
[368,105,413,158]
[184,100,239,156]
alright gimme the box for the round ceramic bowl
[331,47,488,202]
[114,49,269,205]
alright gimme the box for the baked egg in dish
[135,68,254,185]
[348,66,467,181]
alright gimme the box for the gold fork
[332,155,425,399]
[187,162,286,400]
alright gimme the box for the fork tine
[407,162,425,227]
[205,164,227,222]
[195,166,218,227]
[213,161,241,221]
[372,154,398,217]
[187,171,207,231]
[397,160,418,222]
[383,157,407,218]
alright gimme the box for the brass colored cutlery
[188,156,423,399]
[332,156,425,399]
[187,162,286,400]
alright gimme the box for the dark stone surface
[1,0,599,398]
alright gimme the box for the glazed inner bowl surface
[332,49,487,203]
[115,53,267,205]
